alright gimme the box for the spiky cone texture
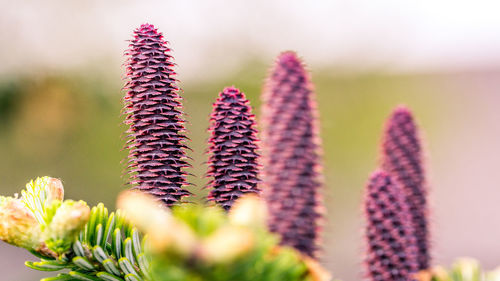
[206,87,260,210]
[124,23,191,206]
[381,106,430,270]
[364,170,418,281]
[260,51,323,259]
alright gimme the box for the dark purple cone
[364,170,418,281]
[260,51,323,258]
[123,23,191,206]
[206,87,260,210]
[381,106,430,270]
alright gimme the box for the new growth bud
[0,177,89,257]
[0,197,41,250]
[43,200,90,254]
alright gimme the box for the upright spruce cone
[123,23,191,206]
[260,51,323,258]
[381,106,430,270]
[364,170,418,281]
[206,87,260,210]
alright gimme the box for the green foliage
[115,192,325,281]
[26,203,151,281]
[0,178,326,281]
[171,205,227,237]
[419,259,500,281]
[149,205,311,281]
[152,246,309,281]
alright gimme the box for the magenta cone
[206,87,260,210]
[123,24,191,206]
[381,106,430,270]
[364,170,418,281]
[261,51,323,258]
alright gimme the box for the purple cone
[206,86,260,210]
[260,51,323,258]
[381,106,430,270]
[123,23,191,206]
[364,170,418,281]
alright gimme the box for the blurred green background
[0,64,447,209]
[2,1,500,280]
[2,63,500,281]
